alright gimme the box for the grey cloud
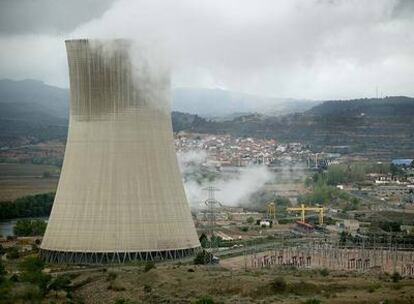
[0,0,413,100]
[0,0,114,35]
[392,0,414,19]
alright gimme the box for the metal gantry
[287,204,325,225]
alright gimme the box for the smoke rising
[177,150,275,208]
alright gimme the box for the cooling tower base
[39,247,200,264]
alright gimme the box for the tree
[210,235,222,248]
[194,250,214,265]
[199,233,209,248]
[339,231,347,246]
[19,256,44,274]
[0,261,6,278]
[0,244,5,256]
[18,256,51,294]
[48,275,71,297]
[6,246,19,260]
[0,192,54,220]
[13,219,47,236]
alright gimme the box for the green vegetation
[193,295,215,304]
[49,275,71,294]
[271,277,287,292]
[309,162,392,187]
[199,233,209,248]
[303,299,321,304]
[13,219,47,236]
[246,216,254,224]
[298,184,347,205]
[199,234,223,249]
[391,272,402,283]
[5,247,19,260]
[0,192,54,219]
[114,298,133,304]
[18,256,51,295]
[194,250,214,265]
[249,191,291,211]
[144,261,156,272]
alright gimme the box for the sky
[0,0,413,100]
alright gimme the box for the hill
[0,79,317,147]
[0,80,68,147]
[1,79,413,159]
[174,97,414,158]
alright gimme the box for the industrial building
[40,39,200,264]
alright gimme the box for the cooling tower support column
[40,39,200,264]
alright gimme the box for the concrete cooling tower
[40,39,200,264]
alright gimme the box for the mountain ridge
[1,79,413,158]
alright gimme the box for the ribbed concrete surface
[41,39,200,254]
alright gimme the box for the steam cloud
[177,150,275,208]
[2,0,413,99]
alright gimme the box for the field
[0,163,59,201]
[61,264,414,304]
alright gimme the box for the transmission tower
[203,186,221,260]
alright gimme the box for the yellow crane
[286,204,325,225]
[266,202,276,220]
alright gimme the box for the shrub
[144,261,155,272]
[0,261,6,278]
[194,250,214,265]
[143,285,152,293]
[193,295,214,304]
[304,298,322,304]
[114,298,132,304]
[19,256,44,274]
[0,244,5,255]
[48,275,71,293]
[18,256,51,294]
[391,272,402,283]
[319,268,329,277]
[239,226,249,232]
[271,277,287,293]
[6,246,19,260]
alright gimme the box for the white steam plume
[177,150,275,208]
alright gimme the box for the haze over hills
[173,87,319,118]
[1,79,414,159]
[0,79,317,121]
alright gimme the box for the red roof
[295,221,314,229]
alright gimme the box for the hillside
[174,97,414,158]
[0,79,316,147]
[1,79,413,159]
[0,80,68,147]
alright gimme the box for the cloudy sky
[0,0,413,100]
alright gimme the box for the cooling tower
[40,39,200,264]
